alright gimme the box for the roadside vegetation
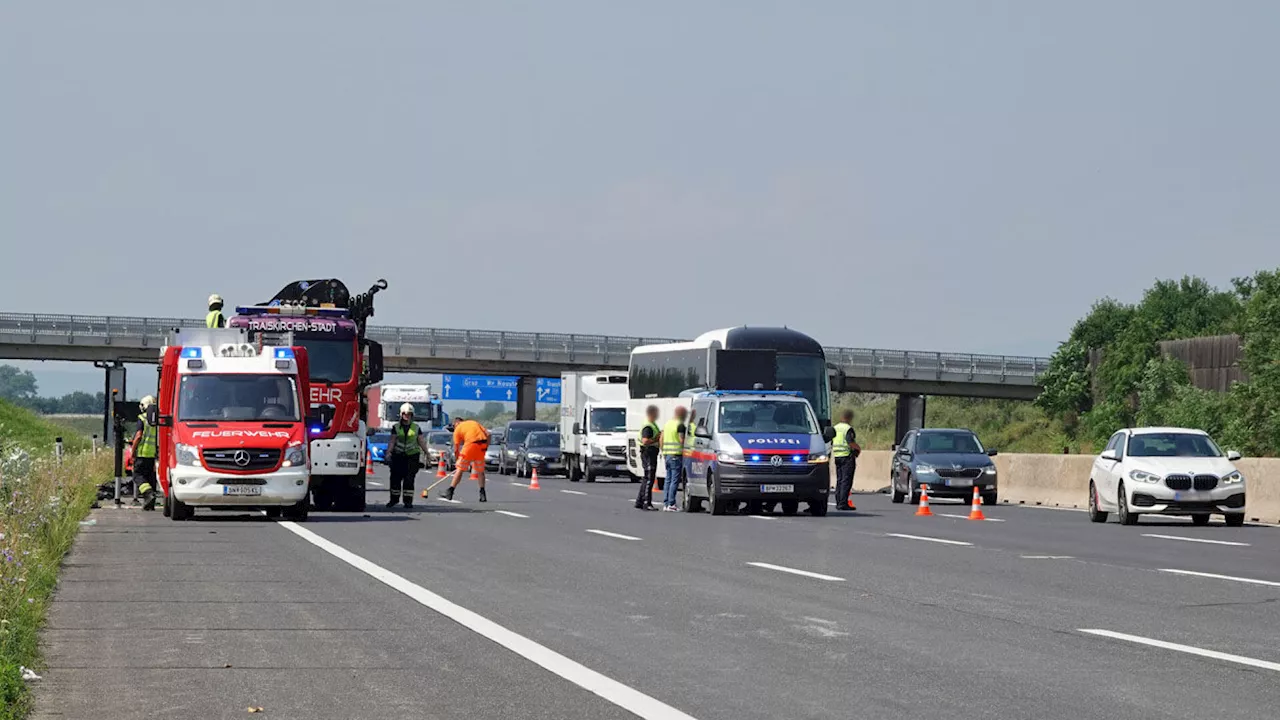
[1,399,105,720]
[835,394,1074,454]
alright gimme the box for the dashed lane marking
[1142,534,1249,547]
[494,510,529,518]
[561,489,588,496]
[936,513,1006,522]
[746,562,845,582]
[885,533,973,546]
[1079,629,1280,673]
[585,529,642,541]
[1159,569,1280,587]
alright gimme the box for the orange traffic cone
[915,484,934,517]
[529,468,541,490]
[469,462,479,481]
[436,457,447,478]
[968,486,986,521]
[366,450,374,476]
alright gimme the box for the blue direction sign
[441,375,519,402]
[536,378,561,404]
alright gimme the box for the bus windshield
[178,374,300,422]
[776,354,829,422]
[296,338,355,384]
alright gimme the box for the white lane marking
[885,533,973,546]
[278,522,698,719]
[367,481,386,488]
[747,515,777,521]
[586,529,641,541]
[1079,629,1280,673]
[746,562,846,582]
[561,489,588,496]
[1142,534,1250,547]
[1020,505,1087,513]
[494,510,528,518]
[1159,569,1280,587]
[1022,555,1075,559]
[510,481,528,487]
[439,498,462,505]
[936,513,1005,522]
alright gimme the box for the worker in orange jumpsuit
[443,418,491,502]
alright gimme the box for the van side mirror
[822,426,837,443]
[157,415,173,428]
[1227,450,1242,461]
[695,426,711,439]
[573,422,582,435]
[986,448,998,457]
[365,341,385,384]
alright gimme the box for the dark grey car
[889,428,998,505]
[498,421,555,475]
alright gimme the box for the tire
[265,507,282,519]
[311,484,334,512]
[569,460,581,482]
[707,476,725,516]
[1087,481,1108,523]
[170,498,192,521]
[890,476,905,504]
[681,486,703,513]
[908,480,921,506]
[1117,482,1139,526]
[1225,513,1245,527]
[583,461,596,483]
[283,499,308,522]
[982,490,998,507]
[809,498,828,517]
[1191,513,1211,526]
[780,500,799,516]
[162,493,172,518]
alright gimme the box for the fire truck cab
[156,328,312,521]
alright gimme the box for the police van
[681,390,835,516]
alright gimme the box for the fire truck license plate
[761,484,794,493]
[223,485,263,496]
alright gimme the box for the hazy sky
[4,1,1280,386]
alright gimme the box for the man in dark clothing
[385,403,429,508]
[634,405,660,510]
[831,409,861,511]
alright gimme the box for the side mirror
[986,448,998,457]
[573,422,582,435]
[897,448,912,460]
[365,341,385,385]
[1227,450,1242,461]
[157,415,174,428]
[695,426,712,439]
[1100,449,1119,462]
[822,426,837,443]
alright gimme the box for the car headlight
[916,464,937,475]
[175,443,201,467]
[428,449,440,459]
[528,453,544,461]
[1129,469,1160,484]
[589,444,607,456]
[807,453,829,464]
[716,451,742,464]
[983,466,997,475]
[1223,471,1244,485]
[283,444,307,468]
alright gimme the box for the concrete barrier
[846,450,1280,523]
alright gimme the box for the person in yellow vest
[660,406,689,511]
[634,405,661,510]
[831,409,861,511]
[385,403,430,508]
[206,294,227,328]
[130,395,159,511]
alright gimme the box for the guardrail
[0,312,1048,384]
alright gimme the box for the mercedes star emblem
[233,450,251,467]
[770,455,783,467]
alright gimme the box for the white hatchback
[1088,427,1246,526]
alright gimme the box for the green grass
[40,416,102,443]
[835,394,1086,454]
[0,403,90,456]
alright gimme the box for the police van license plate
[222,485,262,496]
[761,484,794,493]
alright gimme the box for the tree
[0,365,38,402]
[1228,269,1280,454]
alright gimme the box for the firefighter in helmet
[206,294,226,328]
[131,395,159,511]
[385,403,430,508]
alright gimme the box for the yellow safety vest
[832,422,853,458]
[137,412,158,459]
[639,421,660,448]
[205,310,225,328]
[661,419,685,456]
[392,423,421,456]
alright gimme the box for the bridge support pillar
[893,394,926,448]
[515,376,538,420]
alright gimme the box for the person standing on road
[634,405,661,510]
[206,294,227,328]
[130,395,159,511]
[831,409,861,511]
[385,404,429,509]
[660,406,689,511]
[444,417,491,502]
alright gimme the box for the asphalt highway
[37,468,1280,719]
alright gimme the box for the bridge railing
[0,312,1048,382]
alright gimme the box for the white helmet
[208,293,224,307]
[399,403,415,416]
[140,395,155,409]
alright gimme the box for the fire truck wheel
[170,498,193,521]
[283,500,309,522]
[264,507,282,519]
[311,486,334,511]
[162,494,172,518]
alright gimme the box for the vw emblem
[770,455,783,467]
[233,450,251,467]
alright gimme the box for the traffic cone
[366,450,374,476]
[529,468,541,490]
[915,484,934,517]
[968,486,986,521]
[469,462,479,481]
[436,457,447,478]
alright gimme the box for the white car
[1088,427,1246,526]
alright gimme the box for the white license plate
[761,484,794,493]
[222,485,263,496]
[946,479,972,487]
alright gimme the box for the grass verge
[2,400,107,720]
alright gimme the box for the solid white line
[561,489,588,496]
[747,515,777,521]
[1159,569,1280,587]
[936,513,1005,522]
[885,533,973,546]
[1142,534,1250,547]
[1019,505,1087,513]
[1022,555,1075,559]
[494,510,528,518]
[586,529,641,541]
[278,522,698,719]
[1079,629,1280,673]
[746,562,845,582]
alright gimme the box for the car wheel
[1087,481,1109,523]
[982,490,997,507]
[707,475,725,516]
[1191,513,1211,526]
[569,461,581,482]
[170,498,192,521]
[809,497,828,517]
[890,476,905,504]
[780,500,799,516]
[583,459,596,483]
[908,479,921,506]
[1117,482,1139,526]
[1225,513,1245,527]
[681,485,702,513]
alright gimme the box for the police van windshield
[295,338,355,384]
[178,374,300,422]
[588,408,627,433]
[716,400,817,434]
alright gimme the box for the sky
[3,1,1280,393]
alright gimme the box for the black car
[890,428,998,505]
[498,421,555,475]
[515,431,564,478]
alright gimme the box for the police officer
[831,409,861,511]
[130,395,159,511]
[385,403,429,508]
[206,294,226,328]
[660,406,689,511]
[634,405,660,510]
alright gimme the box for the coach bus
[625,326,831,483]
